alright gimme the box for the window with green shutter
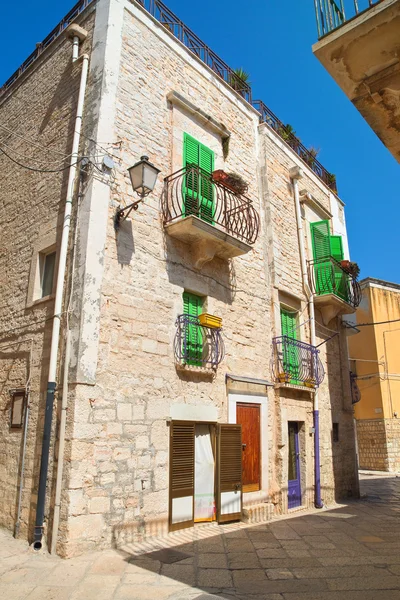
[183,291,203,366]
[330,235,348,301]
[280,307,300,384]
[310,220,348,301]
[183,133,214,224]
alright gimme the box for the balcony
[313,0,400,163]
[308,257,362,324]
[272,336,325,391]
[350,371,362,404]
[163,165,260,268]
[174,314,225,369]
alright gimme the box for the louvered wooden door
[217,424,242,523]
[169,421,195,531]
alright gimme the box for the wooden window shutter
[330,235,348,301]
[330,235,344,262]
[183,292,203,366]
[217,424,242,523]
[280,307,300,384]
[310,220,331,260]
[183,133,214,222]
[169,421,195,532]
[310,220,333,295]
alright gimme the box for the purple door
[288,422,301,509]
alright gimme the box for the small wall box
[198,313,222,328]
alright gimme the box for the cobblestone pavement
[1,473,400,600]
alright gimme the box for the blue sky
[1,0,398,282]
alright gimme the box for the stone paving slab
[0,473,400,599]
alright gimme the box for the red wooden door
[236,403,261,492]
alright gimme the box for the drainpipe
[33,24,89,551]
[289,166,323,509]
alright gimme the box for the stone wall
[0,8,95,540]
[260,125,359,505]
[357,418,400,472]
[62,1,271,557]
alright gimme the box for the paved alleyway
[1,473,400,600]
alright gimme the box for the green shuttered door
[310,221,348,301]
[280,308,300,384]
[183,292,203,366]
[183,133,214,223]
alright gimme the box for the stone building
[312,0,400,163]
[349,278,400,472]
[0,0,359,557]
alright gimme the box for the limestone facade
[0,0,358,557]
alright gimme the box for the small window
[333,423,339,443]
[10,390,26,429]
[40,251,56,298]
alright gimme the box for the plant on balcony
[305,146,320,168]
[278,123,296,142]
[229,68,250,94]
[212,170,249,195]
[327,173,337,188]
[340,261,360,279]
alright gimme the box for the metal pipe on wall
[290,166,323,509]
[33,27,89,551]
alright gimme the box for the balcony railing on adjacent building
[308,257,362,308]
[314,0,383,39]
[174,314,225,368]
[350,371,361,404]
[163,165,260,246]
[272,336,325,388]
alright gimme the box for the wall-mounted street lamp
[115,155,161,227]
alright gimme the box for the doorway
[194,424,215,522]
[236,402,261,493]
[288,421,301,509]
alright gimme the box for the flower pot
[198,313,222,329]
[212,170,248,195]
[340,260,350,270]
[278,372,288,383]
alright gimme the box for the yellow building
[349,278,400,471]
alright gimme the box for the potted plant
[305,146,320,169]
[229,68,250,95]
[340,260,360,278]
[212,170,249,195]
[278,123,296,142]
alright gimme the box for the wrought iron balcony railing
[174,314,225,368]
[272,336,325,388]
[314,0,383,39]
[253,100,338,193]
[350,371,361,404]
[308,257,362,308]
[138,1,252,102]
[163,165,260,246]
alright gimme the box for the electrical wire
[0,140,76,168]
[0,146,83,173]
[0,123,72,159]
[357,318,400,327]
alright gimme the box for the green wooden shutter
[183,134,214,223]
[183,292,203,366]
[310,220,332,295]
[199,145,214,223]
[280,308,299,384]
[330,235,348,301]
[330,235,344,262]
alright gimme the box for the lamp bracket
[115,197,145,227]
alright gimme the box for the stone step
[242,502,275,524]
